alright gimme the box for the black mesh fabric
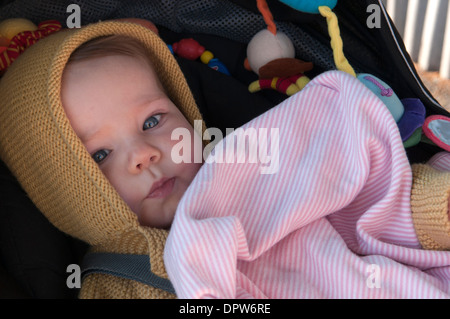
[0,0,337,72]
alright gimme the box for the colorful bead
[200,50,214,64]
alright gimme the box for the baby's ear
[114,18,159,35]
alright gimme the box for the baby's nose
[129,142,161,173]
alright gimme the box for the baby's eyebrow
[77,128,105,148]
[77,121,116,146]
[134,93,167,108]
[77,94,169,145]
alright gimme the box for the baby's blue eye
[92,149,110,163]
[143,115,161,130]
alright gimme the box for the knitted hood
[0,21,204,298]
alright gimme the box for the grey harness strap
[81,252,176,294]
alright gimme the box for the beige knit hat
[411,164,450,250]
[0,21,205,298]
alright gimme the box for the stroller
[0,0,448,298]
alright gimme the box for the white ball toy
[246,29,295,75]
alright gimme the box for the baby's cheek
[101,167,140,211]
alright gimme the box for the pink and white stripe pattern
[164,71,450,298]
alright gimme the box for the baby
[61,35,203,229]
[0,20,206,298]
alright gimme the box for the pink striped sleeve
[164,71,450,299]
[427,151,450,171]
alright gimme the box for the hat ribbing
[411,164,450,250]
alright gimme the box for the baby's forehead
[65,53,164,93]
[65,53,150,74]
[60,53,179,135]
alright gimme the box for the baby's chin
[130,171,197,228]
[136,189,183,228]
[136,206,176,229]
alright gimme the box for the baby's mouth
[147,177,176,199]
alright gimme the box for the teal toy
[357,73,404,122]
[279,0,337,14]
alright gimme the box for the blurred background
[383,0,449,109]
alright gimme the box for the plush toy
[0,18,160,75]
[422,115,450,152]
[0,18,38,62]
[269,1,426,148]
[358,73,404,122]
[0,35,10,53]
[354,73,425,148]
[277,0,427,147]
[399,98,426,147]
[0,20,61,74]
[0,18,37,41]
[246,29,313,95]
[245,0,313,96]
[0,44,7,54]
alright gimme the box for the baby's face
[61,55,202,228]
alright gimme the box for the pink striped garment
[164,71,450,298]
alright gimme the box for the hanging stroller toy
[245,0,313,96]
[251,0,426,149]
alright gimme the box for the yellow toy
[0,18,37,42]
[318,6,356,77]
[0,18,38,55]
[278,0,356,77]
